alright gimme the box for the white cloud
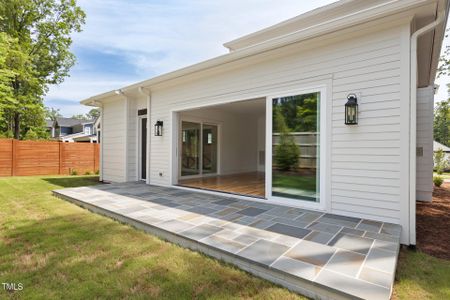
[45,0,337,115]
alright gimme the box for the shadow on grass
[42,176,102,189]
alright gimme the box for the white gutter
[138,87,152,184]
[409,10,445,246]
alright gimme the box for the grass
[0,176,449,299]
[272,173,316,191]
[433,171,450,179]
[393,248,450,299]
[0,176,303,299]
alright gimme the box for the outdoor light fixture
[154,120,163,136]
[345,93,358,125]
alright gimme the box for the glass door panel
[272,92,320,202]
[181,121,201,176]
[202,124,218,174]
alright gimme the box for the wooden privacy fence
[0,139,99,176]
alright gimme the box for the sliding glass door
[271,91,321,203]
[181,121,218,177]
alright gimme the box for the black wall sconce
[345,93,358,125]
[154,120,163,136]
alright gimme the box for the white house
[81,0,449,246]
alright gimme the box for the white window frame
[178,115,221,180]
[265,85,328,211]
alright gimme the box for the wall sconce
[154,120,163,136]
[345,94,358,125]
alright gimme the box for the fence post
[11,139,17,176]
[59,142,64,175]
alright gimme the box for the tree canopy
[434,99,450,147]
[0,0,85,139]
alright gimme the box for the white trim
[265,84,328,211]
[124,96,129,181]
[100,106,104,181]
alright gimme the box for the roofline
[81,0,438,106]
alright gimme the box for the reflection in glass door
[181,121,200,176]
[181,121,218,177]
[271,92,320,202]
[202,124,218,174]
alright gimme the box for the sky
[44,0,450,117]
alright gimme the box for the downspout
[409,10,445,245]
[138,87,151,185]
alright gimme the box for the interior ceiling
[187,97,266,116]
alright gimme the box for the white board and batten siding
[416,86,434,202]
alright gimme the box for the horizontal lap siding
[127,99,137,181]
[103,99,126,182]
[416,86,434,201]
[148,24,406,224]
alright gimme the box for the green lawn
[0,176,302,299]
[433,171,450,179]
[0,176,449,299]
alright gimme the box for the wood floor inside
[178,172,265,198]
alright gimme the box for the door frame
[138,115,147,181]
[265,85,328,211]
[177,115,221,180]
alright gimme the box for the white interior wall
[257,116,266,172]
[179,105,263,176]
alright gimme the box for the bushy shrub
[434,149,449,174]
[433,175,444,187]
[70,169,78,176]
[84,171,92,175]
[94,170,100,175]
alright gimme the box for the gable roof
[55,117,95,127]
[81,0,449,106]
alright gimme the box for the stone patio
[53,182,401,300]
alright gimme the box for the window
[84,126,91,135]
[271,92,320,202]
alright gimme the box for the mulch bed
[416,182,450,260]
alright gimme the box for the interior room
[177,98,266,198]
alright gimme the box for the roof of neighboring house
[45,119,53,127]
[434,141,450,152]
[81,0,449,106]
[55,117,95,127]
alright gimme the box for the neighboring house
[81,0,449,246]
[51,117,98,143]
[434,140,450,170]
[45,119,54,137]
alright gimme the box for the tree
[273,106,300,171]
[71,113,87,120]
[434,99,450,147]
[434,149,449,174]
[0,0,86,139]
[86,108,100,119]
[0,33,16,122]
[45,107,62,121]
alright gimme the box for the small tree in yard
[274,107,299,171]
[434,149,449,174]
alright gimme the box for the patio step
[53,183,401,300]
